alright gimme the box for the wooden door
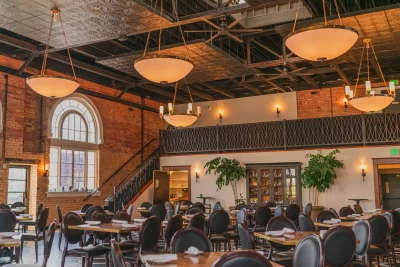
[153,171,170,204]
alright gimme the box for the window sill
[46,191,101,198]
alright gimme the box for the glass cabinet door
[260,169,271,203]
[272,168,284,205]
[248,169,259,204]
[285,168,297,204]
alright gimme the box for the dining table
[68,223,140,233]
[314,221,358,229]
[140,252,285,267]
[0,233,21,263]
[72,210,114,217]
[16,215,34,221]
[254,231,320,246]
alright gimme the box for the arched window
[48,94,103,192]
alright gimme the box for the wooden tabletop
[16,215,33,221]
[11,208,27,212]
[68,223,140,233]
[254,231,319,246]
[138,207,189,213]
[72,211,114,217]
[314,221,357,229]
[182,215,209,221]
[0,234,21,248]
[140,252,284,267]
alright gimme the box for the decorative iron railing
[112,149,160,210]
[160,113,400,154]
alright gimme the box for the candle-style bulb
[345,85,351,95]
[188,103,193,112]
[168,103,173,114]
[197,106,201,116]
[366,81,372,92]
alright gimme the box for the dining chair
[189,212,205,231]
[0,203,11,210]
[367,214,392,266]
[323,226,356,267]
[252,206,272,232]
[265,201,277,208]
[164,214,183,252]
[182,200,193,206]
[227,208,247,249]
[186,206,203,215]
[234,203,247,210]
[61,212,109,267]
[304,203,312,217]
[125,204,133,218]
[81,204,93,213]
[213,201,224,211]
[92,211,111,247]
[20,207,49,263]
[0,209,17,232]
[329,208,339,218]
[316,210,337,222]
[390,210,400,248]
[286,204,301,226]
[298,213,316,232]
[170,226,213,253]
[86,206,105,220]
[352,220,372,266]
[382,212,396,265]
[237,222,254,249]
[192,202,206,213]
[56,204,63,249]
[110,239,127,267]
[208,209,230,251]
[11,202,26,209]
[115,210,131,241]
[174,203,181,215]
[140,202,152,218]
[354,204,364,215]
[265,216,297,260]
[212,250,273,267]
[293,234,324,267]
[164,201,174,214]
[19,202,43,233]
[339,206,356,217]
[150,203,166,220]
[274,205,284,217]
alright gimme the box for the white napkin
[112,219,128,224]
[134,218,146,223]
[332,219,341,223]
[142,254,178,262]
[181,205,188,208]
[187,246,199,255]
[282,227,295,233]
[189,257,199,264]
[322,219,341,224]
[137,207,146,210]
[122,223,138,228]
[320,230,327,237]
[265,227,294,236]
[81,224,100,228]
[84,221,101,225]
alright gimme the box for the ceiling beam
[251,68,287,92]
[333,64,351,85]
[138,84,190,103]
[230,79,262,95]
[15,54,38,75]
[199,82,236,98]
[249,57,306,68]
[287,63,319,88]
[177,85,214,101]
[252,40,281,58]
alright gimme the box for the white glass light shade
[285,25,358,61]
[349,95,394,112]
[365,81,371,92]
[26,75,79,98]
[345,85,351,95]
[390,81,395,92]
[163,114,198,127]
[134,55,194,84]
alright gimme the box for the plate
[134,218,146,223]
[184,250,204,255]
[20,214,31,218]
[149,259,172,264]
[0,232,18,239]
[84,221,101,226]
[112,220,128,224]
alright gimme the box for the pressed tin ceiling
[0,0,171,48]
[98,41,254,84]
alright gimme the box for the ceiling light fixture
[346,39,395,112]
[134,0,193,84]
[285,0,358,62]
[26,9,79,98]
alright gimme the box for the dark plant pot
[311,206,324,221]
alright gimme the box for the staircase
[84,139,160,211]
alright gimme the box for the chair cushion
[227,233,239,238]
[67,246,109,257]
[21,233,44,241]
[367,247,386,255]
[252,226,266,232]
[122,251,138,262]
[18,221,36,226]
[210,234,227,241]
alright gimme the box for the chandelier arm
[172,82,178,114]
[322,0,327,25]
[59,12,77,81]
[292,1,301,33]
[370,42,389,92]
[354,43,366,96]
[333,0,342,25]
[172,0,192,61]
[41,11,55,76]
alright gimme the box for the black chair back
[186,206,203,215]
[382,212,393,234]
[86,205,105,221]
[298,213,315,231]
[304,203,312,217]
[80,203,93,212]
[182,201,193,206]
[11,201,25,209]
[323,226,356,267]
[266,216,297,252]
[171,226,213,253]
[192,202,206,213]
[165,201,174,213]
[150,204,166,220]
[212,250,273,267]
[286,204,301,223]
[352,220,372,259]
[141,202,152,218]
[189,212,205,231]
[63,212,84,244]
[369,215,390,246]
[111,239,127,267]
[213,201,224,211]
[236,208,249,226]
[237,222,254,249]
[93,210,111,241]
[43,220,57,267]
[174,203,181,215]
[354,204,363,215]
[36,207,49,236]
[274,205,284,217]
[0,209,16,232]
[265,202,277,208]
[293,234,324,267]
[0,204,10,210]
[164,215,183,248]
[391,210,400,234]
[208,210,230,234]
[140,216,161,252]
[56,204,63,226]
[115,210,130,222]
[235,204,247,210]
[328,208,339,218]
[253,206,272,228]
[316,210,337,222]
[36,202,44,219]
[339,206,355,217]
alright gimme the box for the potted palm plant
[301,149,344,220]
[204,157,246,205]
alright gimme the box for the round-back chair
[252,206,271,232]
[81,204,93,212]
[0,209,17,232]
[322,226,356,267]
[164,214,183,252]
[237,222,254,249]
[192,202,206,213]
[274,205,284,217]
[150,204,167,220]
[304,203,312,217]
[339,206,356,217]
[293,234,324,267]
[189,212,206,231]
[286,204,301,225]
[352,220,372,261]
[298,213,316,232]
[266,216,297,259]
[170,226,213,253]
[186,206,203,215]
[212,250,273,267]
[140,202,152,218]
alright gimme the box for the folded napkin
[122,223,138,228]
[187,246,199,255]
[134,218,146,223]
[137,207,146,210]
[81,224,100,228]
[322,219,341,224]
[84,221,101,225]
[320,230,327,237]
[332,219,341,223]
[265,228,294,236]
[189,257,199,264]
[142,254,178,262]
[351,214,361,217]
[181,205,188,208]
[112,219,128,224]
[284,234,295,239]
[163,220,169,224]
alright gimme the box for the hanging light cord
[172,82,178,114]
[354,42,366,96]
[370,41,389,92]
[59,11,77,81]
[366,42,370,82]
[40,11,55,76]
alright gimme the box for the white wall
[175,92,297,127]
[159,146,397,212]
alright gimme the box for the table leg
[15,246,20,263]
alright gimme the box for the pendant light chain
[172,0,192,61]
[354,43,365,95]
[366,41,370,82]
[59,11,77,81]
[40,11,55,76]
[143,0,159,57]
[292,2,301,33]
[172,82,178,114]
[158,0,163,55]
[322,0,327,25]
[370,41,389,91]
[333,0,342,25]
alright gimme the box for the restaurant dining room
[2,0,400,266]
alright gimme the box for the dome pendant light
[134,0,193,84]
[346,39,395,112]
[26,9,79,98]
[285,0,358,62]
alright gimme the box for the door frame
[372,157,400,208]
[8,165,30,209]
[162,165,191,201]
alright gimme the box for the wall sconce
[218,110,223,123]
[344,97,348,111]
[44,164,49,177]
[361,164,366,181]
[195,168,200,182]
[276,104,280,117]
